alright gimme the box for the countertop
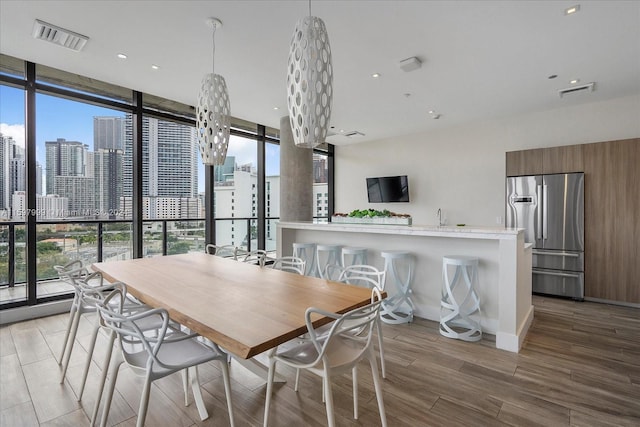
[278,221,524,241]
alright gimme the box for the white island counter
[277,221,533,353]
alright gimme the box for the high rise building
[94,149,123,219]
[94,116,124,150]
[45,138,94,217]
[0,134,13,212]
[123,114,199,218]
[45,138,88,195]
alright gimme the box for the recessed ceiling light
[117,53,127,59]
[273,107,279,110]
[570,79,580,84]
[564,5,580,15]
[151,64,159,70]
[371,73,380,78]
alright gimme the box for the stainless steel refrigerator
[506,173,584,299]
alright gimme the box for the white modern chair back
[338,264,386,291]
[205,244,238,260]
[239,249,269,266]
[263,287,387,427]
[270,256,305,275]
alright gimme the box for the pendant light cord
[211,23,217,76]
[308,0,311,17]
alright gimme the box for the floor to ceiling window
[0,53,333,312]
[0,84,26,303]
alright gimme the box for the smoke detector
[32,19,89,51]
[399,56,422,72]
[558,82,595,98]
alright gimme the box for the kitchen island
[277,221,533,353]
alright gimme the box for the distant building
[45,138,89,195]
[11,192,68,220]
[123,114,199,214]
[94,149,123,219]
[94,116,125,150]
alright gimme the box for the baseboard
[496,305,534,353]
[0,300,72,325]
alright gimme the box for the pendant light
[196,17,231,166]
[286,0,333,148]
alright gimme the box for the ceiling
[1,1,639,145]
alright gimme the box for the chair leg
[60,307,82,383]
[294,368,300,392]
[189,366,210,421]
[352,367,358,419]
[136,374,153,427]
[78,315,101,400]
[182,369,189,406]
[219,359,235,427]
[323,372,336,427]
[99,350,123,427]
[91,331,115,426]
[263,350,277,427]
[368,349,388,427]
[376,320,387,379]
[59,299,78,364]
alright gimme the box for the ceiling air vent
[32,19,89,52]
[344,131,365,138]
[558,82,595,98]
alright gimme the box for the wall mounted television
[366,175,410,203]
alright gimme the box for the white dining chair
[263,288,387,427]
[338,265,388,379]
[94,287,235,427]
[205,244,238,260]
[61,271,152,401]
[270,256,305,275]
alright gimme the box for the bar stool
[440,255,482,342]
[380,250,415,324]
[341,247,368,268]
[316,244,342,278]
[293,243,317,277]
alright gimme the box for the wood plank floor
[1,295,638,426]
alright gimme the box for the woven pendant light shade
[286,15,333,148]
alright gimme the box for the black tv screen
[366,175,410,203]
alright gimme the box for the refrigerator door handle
[542,184,548,240]
[536,184,543,240]
[532,250,580,258]
[533,270,582,279]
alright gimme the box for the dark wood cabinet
[506,138,640,304]
[542,144,584,174]
[583,138,639,304]
[506,145,584,176]
[505,148,543,176]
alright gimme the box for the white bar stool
[316,244,342,278]
[293,243,317,277]
[380,250,415,324]
[440,255,482,342]
[341,247,368,268]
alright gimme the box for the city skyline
[0,86,281,195]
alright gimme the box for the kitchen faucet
[437,208,443,226]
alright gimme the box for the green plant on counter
[347,209,391,218]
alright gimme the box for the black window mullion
[257,125,266,250]
[25,61,37,305]
[132,91,143,258]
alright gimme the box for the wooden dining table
[91,252,377,362]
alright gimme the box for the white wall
[335,95,640,226]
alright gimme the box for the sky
[0,85,280,192]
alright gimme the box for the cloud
[0,123,25,148]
